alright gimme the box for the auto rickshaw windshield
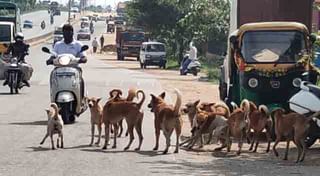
[241,31,306,63]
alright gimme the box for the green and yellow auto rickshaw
[219,22,318,110]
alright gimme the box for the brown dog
[226,99,250,155]
[248,105,273,153]
[148,89,182,154]
[272,109,311,162]
[86,97,103,146]
[102,90,145,151]
[40,103,64,150]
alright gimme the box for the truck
[116,26,145,61]
[48,1,61,16]
[219,0,316,108]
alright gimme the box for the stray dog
[182,100,200,128]
[86,97,103,146]
[102,90,145,151]
[272,108,311,162]
[40,103,64,150]
[108,88,138,137]
[248,104,273,153]
[226,99,250,155]
[148,89,183,154]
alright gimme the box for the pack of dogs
[39,88,315,163]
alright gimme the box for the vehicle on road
[48,1,61,16]
[53,26,63,46]
[289,78,320,148]
[180,54,201,76]
[107,21,115,33]
[42,45,89,124]
[139,42,166,69]
[77,28,91,41]
[219,0,317,111]
[116,29,145,60]
[71,7,79,13]
[23,20,33,28]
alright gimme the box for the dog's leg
[226,128,232,152]
[112,124,118,149]
[118,119,123,137]
[102,123,110,149]
[124,124,134,151]
[236,129,245,155]
[96,124,102,146]
[60,133,64,148]
[134,116,144,151]
[199,134,204,148]
[215,138,227,151]
[57,136,60,148]
[174,126,181,153]
[273,137,281,157]
[40,133,49,145]
[265,128,272,153]
[294,138,302,163]
[299,138,306,162]
[163,129,173,154]
[50,133,55,150]
[153,128,160,151]
[90,123,95,146]
[206,132,213,145]
[249,132,255,151]
[283,139,290,160]
[253,134,259,153]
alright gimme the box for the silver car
[77,28,91,40]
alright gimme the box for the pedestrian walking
[100,35,105,53]
[92,37,99,53]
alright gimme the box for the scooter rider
[4,32,31,87]
[181,41,197,73]
[46,24,87,98]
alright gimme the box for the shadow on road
[81,148,159,157]
[9,120,47,126]
[27,146,52,152]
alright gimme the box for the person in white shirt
[188,41,197,61]
[92,37,99,53]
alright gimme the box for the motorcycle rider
[181,41,197,74]
[46,24,87,99]
[3,32,31,87]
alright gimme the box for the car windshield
[241,31,306,63]
[123,33,144,41]
[79,29,89,33]
[0,24,11,42]
[146,44,165,52]
[0,7,15,18]
[54,30,62,35]
[24,20,32,23]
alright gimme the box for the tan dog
[86,97,103,146]
[148,89,182,154]
[40,103,64,150]
[226,99,250,155]
[102,90,145,151]
[248,105,273,153]
[108,88,138,137]
[272,109,311,162]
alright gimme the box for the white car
[139,42,166,69]
[77,28,91,40]
[71,7,79,13]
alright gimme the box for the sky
[40,0,128,7]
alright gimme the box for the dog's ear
[194,99,200,106]
[159,92,166,99]
[150,94,156,100]
[45,109,50,114]
[97,97,102,103]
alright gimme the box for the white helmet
[15,32,24,41]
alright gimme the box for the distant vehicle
[139,42,166,69]
[53,27,63,46]
[116,30,145,60]
[80,21,89,29]
[80,17,89,22]
[97,16,105,21]
[77,28,91,40]
[48,1,61,16]
[23,20,33,28]
[71,7,79,13]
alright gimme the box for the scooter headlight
[248,78,258,88]
[292,78,302,88]
[58,56,71,66]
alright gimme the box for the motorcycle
[289,76,320,147]
[180,54,201,76]
[41,21,46,30]
[41,45,89,124]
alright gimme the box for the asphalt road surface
[22,10,69,40]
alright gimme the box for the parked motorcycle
[180,54,201,76]
[289,77,320,147]
[41,20,46,30]
[41,45,89,124]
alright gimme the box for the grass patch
[199,55,223,83]
[166,59,180,70]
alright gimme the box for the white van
[139,42,166,69]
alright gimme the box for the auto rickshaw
[219,22,318,110]
[107,21,115,33]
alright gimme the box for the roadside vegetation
[126,0,230,81]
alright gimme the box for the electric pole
[68,0,71,24]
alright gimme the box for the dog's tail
[109,89,122,99]
[240,99,250,113]
[174,89,182,117]
[259,105,269,116]
[214,102,230,118]
[136,90,145,109]
[50,103,59,119]
[230,101,238,112]
[126,88,137,101]
[249,101,258,112]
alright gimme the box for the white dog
[40,103,64,150]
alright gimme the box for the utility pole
[68,0,71,24]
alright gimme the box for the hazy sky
[41,0,128,7]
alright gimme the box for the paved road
[22,11,69,40]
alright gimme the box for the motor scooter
[41,45,89,124]
[289,77,320,147]
[180,54,201,76]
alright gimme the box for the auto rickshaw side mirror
[229,36,238,50]
[309,34,317,45]
[42,47,50,54]
[81,45,89,52]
